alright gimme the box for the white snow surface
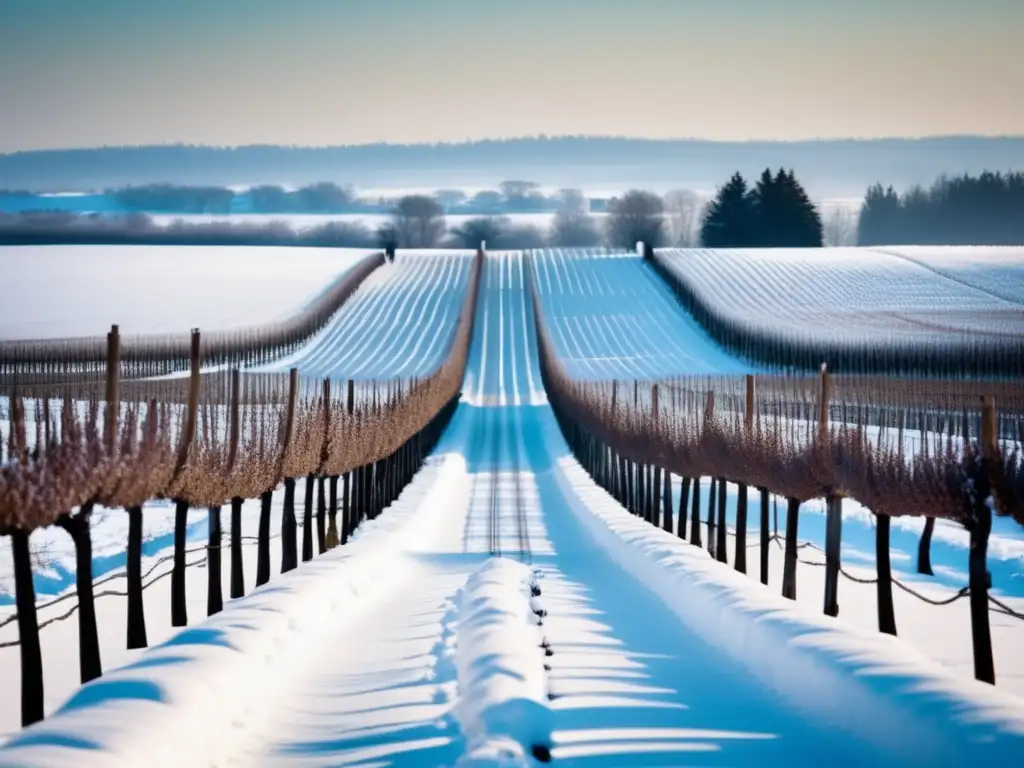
[0,450,468,767]
[656,246,1024,344]
[1,250,1023,766]
[873,246,1024,304]
[0,245,371,339]
[263,250,475,380]
[554,454,1024,763]
[453,558,549,765]
[531,249,757,379]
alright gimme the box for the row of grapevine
[530,265,1023,686]
[0,249,483,728]
[648,248,1024,377]
[0,251,384,383]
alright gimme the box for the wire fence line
[0,533,283,647]
[0,249,486,729]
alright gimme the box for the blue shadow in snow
[698,482,1024,597]
[161,627,238,651]
[60,679,166,713]
[0,731,103,752]
[12,511,211,604]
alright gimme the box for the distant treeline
[857,172,1024,246]
[2,137,1021,196]
[0,181,597,216]
[5,170,1022,250]
[0,209,562,250]
[0,212,379,248]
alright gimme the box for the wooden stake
[104,324,121,452]
[818,363,830,443]
[172,329,201,480]
[226,368,240,473]
[744,374,754,434]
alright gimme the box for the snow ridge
[454,558,551,767]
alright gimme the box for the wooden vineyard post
[707,472,717,559]
[319,377,332,554]
[876,513,897,635]
[651,385,662,528]
[820,364,842,618]
[11,530,43,726]
[677,476,691,540]
[227,369,241,471]
[662,469,674,534]
[818,363,830,443]
[823,496,842,618]
[280,368,299,574]
[968,396,997,684]
[716,477,728,564]
[172,329,202,479]
[104,324,121,452]
[782,498,800,600]
[759,487,770,585]
[733,375,752,573]
[704,390,716,558]
[207,504,223,616]
[171,329,201,628]
[341,379,355,544]
[228,369,245,599]
[690,470,702,547]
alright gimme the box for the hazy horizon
[2,0,1022,153]
[6,133,1024,157]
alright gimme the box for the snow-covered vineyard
[1,244,1023,766]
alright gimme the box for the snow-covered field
[264,250,474,379]
[874,246,1024,305]
[532,249,757,379]
[656,246,1024,344]
[0,248,1022,764]
[0,245,372,339]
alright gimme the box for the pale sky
[1,0,1021,152]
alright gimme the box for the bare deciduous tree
[392,195,446,248]
[434,189,467,211]
[605,190,665,249]
[550,189,602,247]
[663,189,701,247]
[823,206,859,247]
[449,216,508,249]
[499,180,540,201]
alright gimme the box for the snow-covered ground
[531,249,757,379]
[3,250,1022,766]
[0,245,371,339]
[874,246,1024,305]
[263,250,475,379]
[0,499,288,736]
[656,246,1024,345]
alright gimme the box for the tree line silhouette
[700,169,823,248]
[857,172,1024,246]
[7,169,1023,251]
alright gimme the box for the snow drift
[454,557,551,766]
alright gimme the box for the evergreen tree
[857,171,1024,246]
[857,183,903,245]
[700,172,756,247]
[750,169,781,246]
[781,169,823,247]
